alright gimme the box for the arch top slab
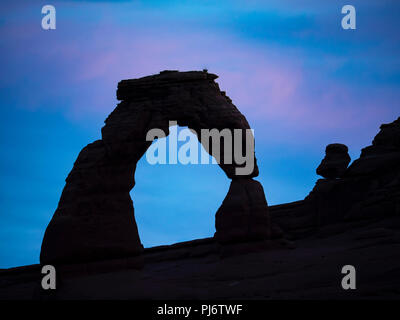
[102,70,259,179]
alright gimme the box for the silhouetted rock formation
[346,117,400,177]
[215,179,270,243]
[316,143,350,179]
[272,116,400,237]
[40,70,270,265]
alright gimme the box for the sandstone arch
[40,70,270,264]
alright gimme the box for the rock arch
[40,70,270,264]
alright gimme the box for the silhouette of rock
[346,116,400,177]
[215,179,270,243]
[371,116,400,150]
[40,70,270,265]
[272,116,400,236]
[316,143,351,179]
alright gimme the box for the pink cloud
[2,11,398,147]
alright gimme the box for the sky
[0,0,399,268]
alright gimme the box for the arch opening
[133,125,229,248]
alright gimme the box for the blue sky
[0,0,399,268]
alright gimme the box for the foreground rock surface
[1,215,400,299]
